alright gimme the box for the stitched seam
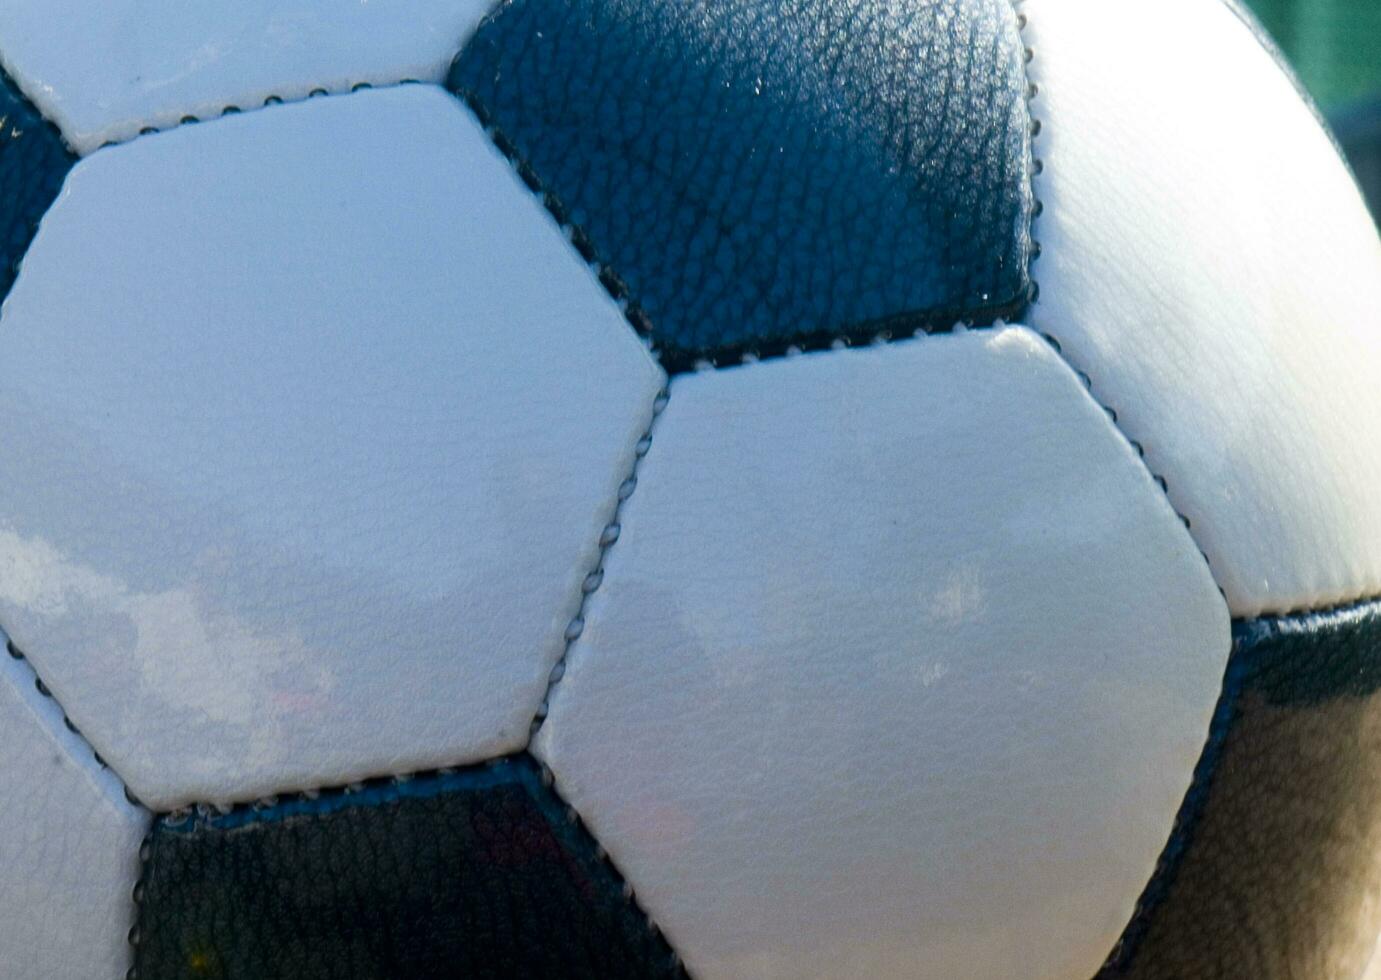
[1013,0,1220,598]
[0,61,80,158]
[1037,332,1220,588]
[3,634,150,980]
[127,823,153,978]
[125,753,689,979]
[3,635,146,810]
[529,384,669,737]
[1096,627,1246,975]
[1017,3,1370,622]
[88,78,429,153]
[1235,592,1381,622]
[1012,5,1226,971]
[1097,591,1381,975]
[539,759,690,977]
[453,88,1026,375]
[457,89,668,358]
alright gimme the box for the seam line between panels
[0,62,80,156]
[450,91,680,737]
[1034,327,1220,589]
[124,753,691,979]
[537,759,692,977]
[528,385,669,739]
[1013,6,1231,975]
[83,78,435,153]
[1097,592,1381,975]
[1013,0,1222,599]
[454,90,672,362]
[3,634,147,811]
[451,88,1022,375]
[456,85,691,969]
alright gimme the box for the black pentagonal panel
[450,0,1033,369]
[131,757,683,979]
[1101,599,1381,980]
[0,69,73,304]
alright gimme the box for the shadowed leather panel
[0,68,72,304]
[1102,599,1381,980]
[449,0,1033,369]
[132,758,683,980]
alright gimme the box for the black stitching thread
[123,382,681,972]
[453,87,1025,375]
[457,90,671,362]
[538,760,688,976]
[126,822,155,978]
[1097,591,1381,975]
[124,753,687,979]
[5,634,153,980]
[97,79,426,151]
[1011,0,1219,597]
[530,386,668,736]
[1011,4,1225,971]
[4,637,146,810]
[116,381,679,970]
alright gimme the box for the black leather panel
[450,0,1033,369]
[1101,599,1381,980]
[0,69,73,305]
[131,757,683,979]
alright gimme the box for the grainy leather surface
[133,758,682,980]
[0,68,71,304]
[0,86,663,810]
[450,0,1033,368]
[0,640,147,980]
[536,328,1229,980]
[1024,0,1381,617]
[1102,600,1381,980]
[0,0,495,152]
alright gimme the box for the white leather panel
[535,327,1230,980]
[1023,0,1381,617]
[0,86,663,809]
[0,0,494,153]
[0,635,147,980]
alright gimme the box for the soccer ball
[0,0,1378,976]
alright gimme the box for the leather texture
[1102,599,1381,980]
[535,327,1230,980]
[450,0,1034,369]
[0,85,664,810]
[132,757,683,979]
[0,67,71,303]
[0,635,147,980]
[0,0,493,152]
[1023,0,1381,617]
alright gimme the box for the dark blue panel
[450,0,1033,369]
[1101,599,1381,979]
[0,69,72,305]
[131,757,683,979]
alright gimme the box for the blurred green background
[1243,0,1381,223]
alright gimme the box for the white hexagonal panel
[535,327,1231,980]
[0,85,663,809]
[0,0,495,153]
[1024,0,1381,617]
[0,637,147,980]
